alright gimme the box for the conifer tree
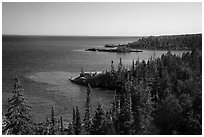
[83,84,92,134]
[90,103,106,134]
[111,91,117,118]
[118,96,132,135]
[114,95,121,133]
[72,107,76,127]
[5,77,32,135]
[132,59,135,71]
[111,60,114,73]
[74,106,81,135]
[111,91,120,133]
[60,116,63,134]
[51,106,55,126]
[118,58,123,72]
[50,106,56,135]
[101,111,115,134]
[131,83,154,135]
[139,86,154,134]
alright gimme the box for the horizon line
[2,32,202,37]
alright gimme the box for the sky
[2,2,202,36]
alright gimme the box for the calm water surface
[2,36,186,123]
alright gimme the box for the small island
[86,44,143,53]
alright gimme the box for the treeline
[120,34,202,50]
[2,48,202,135]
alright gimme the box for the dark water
[2,35,186,123]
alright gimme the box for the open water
[2,35,186,123]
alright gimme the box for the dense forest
[2,45,202,134]
[117,34,202,50]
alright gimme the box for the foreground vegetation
[2,46,202,134]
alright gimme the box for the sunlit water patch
[25,71,114,123]
[25,71,80,98]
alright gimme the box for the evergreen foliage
[4,77,33,135]
[127,34,202,50]
[90,103,106,134]
[73,106,82,135]
[83,84,92,134]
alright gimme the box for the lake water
[2,36,186,123]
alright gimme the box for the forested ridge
[2,47,201,135]
[121,34,202,50]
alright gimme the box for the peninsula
[86,34,201,53]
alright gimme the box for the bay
[2,36,186,123]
